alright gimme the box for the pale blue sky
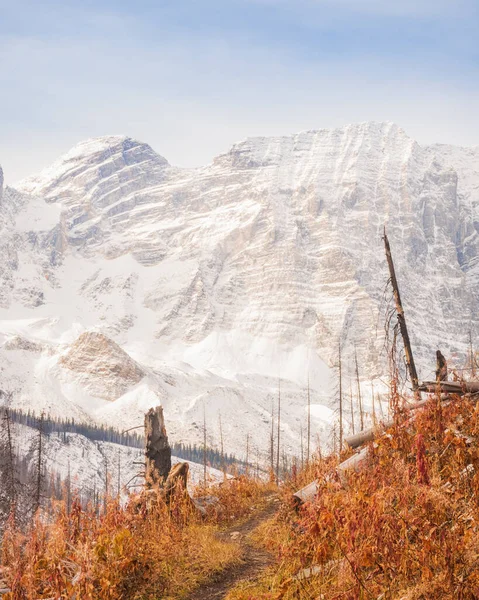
[0,0,478,182]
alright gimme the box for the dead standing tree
[0,408,17,523]
[383,230,420,398]
[144,406,172,488]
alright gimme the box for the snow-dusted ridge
[0,121,478,460]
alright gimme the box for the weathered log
[344,423,392,450]
[418,380,479,395]
[337,446,370,486]
[344,391,453,450]
[144,406,171,487]
[292,479,319,505]
[293,446,371,505]
[294,558,345,581]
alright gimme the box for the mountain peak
[16,135,170,204]
[60,135,162,162]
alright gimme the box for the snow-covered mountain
[0,122,478,460]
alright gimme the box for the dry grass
[1,476,273,599]
[227,395,479,599]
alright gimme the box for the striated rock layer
[0,122,478,458]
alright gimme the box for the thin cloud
[244,0,472,18]
[0,0,477,182]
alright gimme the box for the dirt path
[187,495,279,600]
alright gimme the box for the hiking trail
[188,494,279,600]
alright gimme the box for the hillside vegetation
[3,388,479,599]
[227,392,479,599]
[1,475,275,599]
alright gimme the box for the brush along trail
[188,494,279,600]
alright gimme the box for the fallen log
[292,479,319,505]
[293,377,475,504]
[337,446,370,486]
[293,446,371,505]
[344,392,452,450]
[294,558,345,581]
[418,380,479,395]
[345,423,392,450]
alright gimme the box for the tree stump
[144,406,171,487]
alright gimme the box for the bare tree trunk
[218,411,225,478]
[276,378,281,484]
[355,349,364,430]
[67,460,71,515]
[383,231,420,396]
[349,380,355,434]
[34,412,44,514]
[203,403,207,487]
[144,406,172,488]
[117,449,121,498]
[469,331,476,378]
[307,376,311,464]
[104,456,108,513]
[270,398,275,476]
[436,350,448,382]
[338,343,343,454]
[300,425,304,470]
[245,433,250,475]
[3,409,17,522]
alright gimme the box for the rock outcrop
[59,332,145,400]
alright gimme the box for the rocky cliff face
[0,122,478,458]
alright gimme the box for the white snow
[0,122,477,467]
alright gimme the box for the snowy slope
[13,422,224,499]
[0,122,477,461]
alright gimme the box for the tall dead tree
[307,376,311,464]
[104,456,109,513]
[144,406,172,488]
[117,449,121,498]
[203,402,207,487]
[354,349,364,430]
[33,412,45,515]
[66,460,72,515]
[469,331,476,378]
[383,230,420,397]
[276,378,281,484]
[300,424,304,470]
[270,398,275,476]
[218,411,225,477]
[1,408,17,522]
[349,380,355,435]
[338,343,343,454]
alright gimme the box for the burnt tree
[384,230,420,396]
[144,406,171,488]
[436,350,448,382]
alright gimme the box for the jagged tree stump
[163,463,190,504]
[145,406,171,487]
